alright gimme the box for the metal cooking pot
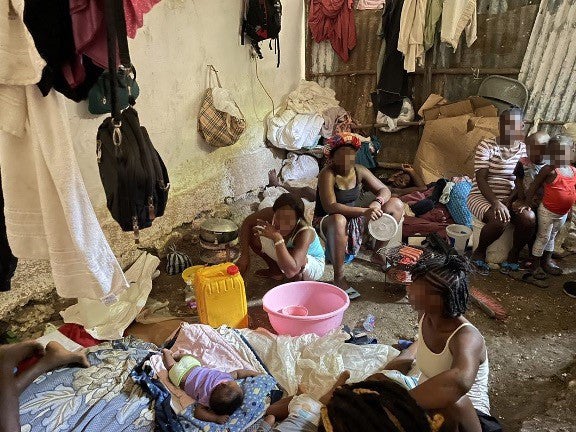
[200,218,239,244]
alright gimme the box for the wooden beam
[307,68,521,79]
[354,119,566,130]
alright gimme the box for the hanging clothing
[398,0,427,73]
[356,0,386,10]
[423,0,442,51]
[0,0,45,86]
[0,86,129,303]
[124,0,161,38]
[373,0,409,118]
[0,0,128,303]
[23,0,104,100]
[440,0,477,51]
[309,0,357,62]
[0,176,17,292]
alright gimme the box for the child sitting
[162,349,260,424]
[525,135,576,278]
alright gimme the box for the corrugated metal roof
[519,0,576,129]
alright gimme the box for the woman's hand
[253,219,283,241]
[364,207,384,221]
[402,163,415,172]
[492,200,511,223]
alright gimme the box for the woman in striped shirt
[467,108,536,272]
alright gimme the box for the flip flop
[345,287,361,300]
[472,259,490,276]
[499,262,520,275]
[508,271,549,288]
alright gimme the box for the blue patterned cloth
[19,338,157,432]
[446,181,473,228]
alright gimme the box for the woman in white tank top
[382,253,501,432]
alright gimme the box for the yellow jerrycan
[194,262,248,328]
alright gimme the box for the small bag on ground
[198,65,246,147]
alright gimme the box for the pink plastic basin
[262,281,350,336]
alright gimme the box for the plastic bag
[280,153,319,182]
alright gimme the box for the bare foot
[162,348,176,370]
[264,415,275,426]
[334,370,351,387]
[44,341,89,369]
[268,169,281,187]
[0,341,44,372]
[255,268,284,281]
[334,276,350,291]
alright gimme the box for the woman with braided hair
[319,380,442,432]
[380,253,502,432]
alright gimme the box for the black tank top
[314,168,362,217]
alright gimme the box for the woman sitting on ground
[377,253,501,432]
[314,132,403,293]
[237,193,325,281]
[467,107,536,273]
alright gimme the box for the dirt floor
[2,197,576,431]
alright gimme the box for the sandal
[472,259,490,276]
[532,267,548,280]
[345,287,361,300]
[499,262,520,275]
[508,271,549,289]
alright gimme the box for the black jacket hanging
[371,0,410,118]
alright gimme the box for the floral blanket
[19,338,156,432]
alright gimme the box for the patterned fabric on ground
[19,338,157,432]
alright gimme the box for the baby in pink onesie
[162,349,260,424]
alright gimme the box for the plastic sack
[240,328,399,399]
[376,98,414,133]
[267,110,324,150]
[61,252,160,340]
[280,153,319,182]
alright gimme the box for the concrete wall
[1,0,304,319]
[69,0,304,261]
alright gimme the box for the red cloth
[402,216,450,238]
[58,324,102,348]
[309,0,357,62]
[542,167,576,215]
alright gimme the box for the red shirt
[542,167,576,215]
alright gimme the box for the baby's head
[526,131,550,164]
[210,381,244,415]
[548,135,574,167]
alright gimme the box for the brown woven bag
[198,65,246,147]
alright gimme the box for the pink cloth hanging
[124,0,161,39]
[308,0,357,63]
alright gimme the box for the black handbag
[88,67,140,115]
[96,0,169,243]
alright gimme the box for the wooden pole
[307,68,521,79]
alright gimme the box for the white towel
[0,0,128,303]
[0,85,129,303]
[0,0,45,86]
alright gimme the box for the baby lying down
[162,349,261,424]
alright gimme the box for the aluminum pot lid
[200,218,238,233]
